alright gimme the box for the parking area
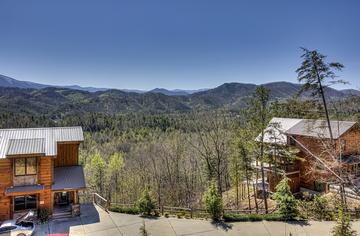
[34,204,360,235]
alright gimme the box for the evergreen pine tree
[273,177,298,220]
[138,189,156,215]
[203,181,223,221]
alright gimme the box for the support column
[71,190,80,217]
[74,191,78,204]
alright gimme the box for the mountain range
[0,74,206,95]
[0,74,359,115]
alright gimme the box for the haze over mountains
[0,74,359,115]
[2,74,360,97]
[0,74,204,95]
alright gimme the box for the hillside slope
[0,81,356,116]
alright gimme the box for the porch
[52,165,86,219]
[53,191,81,219]
[254,163,300,193]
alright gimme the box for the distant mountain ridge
[149,88,208,96]
[0,75,359,116]
[0,74,207,95]
[0,74,109,92]
[2,74,357,99]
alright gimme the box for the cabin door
[54,192,70,206]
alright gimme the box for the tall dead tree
[296,47,345,144]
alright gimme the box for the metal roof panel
[0,126,83,158]
[285,119,357,139]
[6,138,45,156]
[256,117,303,145]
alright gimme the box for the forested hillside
[1,80,360,211]
[0,81,355,118]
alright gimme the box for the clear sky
[0,0,359,90]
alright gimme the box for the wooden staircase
[52,205,72,220]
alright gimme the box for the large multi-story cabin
[258,118,360,193]
[0,127,86,221]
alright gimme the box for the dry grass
[222,186,276,210]
[322,192,360,209]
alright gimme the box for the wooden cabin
[0,127,85,221]
[258,118,360,193]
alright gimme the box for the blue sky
[0,1,359,90]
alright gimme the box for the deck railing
[93,193,109,211]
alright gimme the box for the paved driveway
[35,204,360,236]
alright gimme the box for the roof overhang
[52,165,86,191]
[5,184,44,196]
[6,153,46,158]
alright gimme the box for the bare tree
[189,112,231,196]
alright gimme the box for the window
[14,195,37,211]
[26,157,37,175]
[15,158,25,175]
[14,157,37,176]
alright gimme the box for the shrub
[223,213,284,222]
[38,207,50,223]
[332,204,357,236]
[137,189,156,215]
[154,210,160,217]
[298,196,335,220]
[298,200,312,220]
[203,181,223,221]
[302,191,311,201]
[164,212,169,218]
[273,177,299,220]
[312,195,333,220]
[109,206,140,214]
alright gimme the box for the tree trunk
[246,174,251,210]
[314,64,334,144]
[253,182,258,213]
[260,162,268,213]
[259,137,268,213]
[236,176,239,209]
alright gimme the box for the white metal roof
[285,119,357,139]
[256,117,303,145]
[7,138,45,156]
[257,117,358,145]
[0,126,83,158]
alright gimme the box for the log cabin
[257,118,360,194]
[0,126,85,221]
